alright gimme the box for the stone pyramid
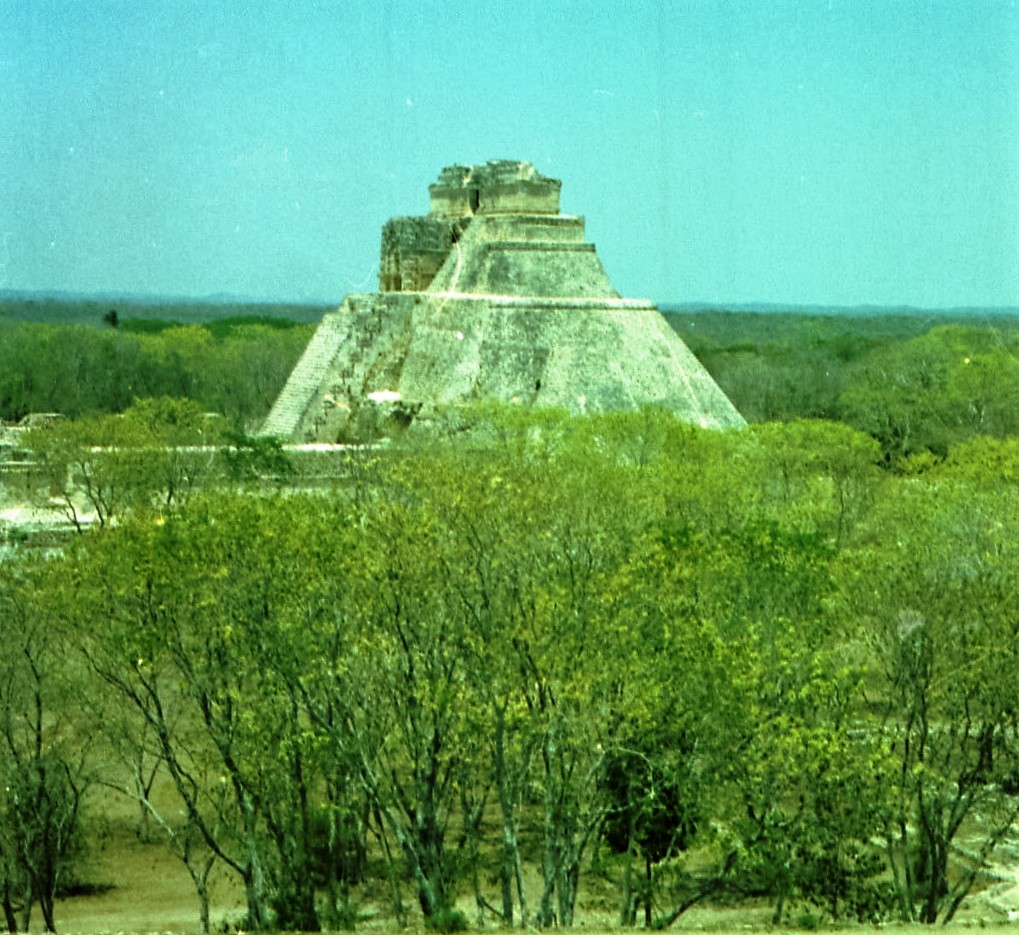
[262,160,744,441]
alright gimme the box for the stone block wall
[379,216,458,291]
[470,214,586,244]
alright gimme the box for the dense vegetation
[0,294,328,327]
[3,304,1019,932]
[668,311,1019,460]
[4,404,1019,932]
[5,305,1019,462]
[0,311,316,429]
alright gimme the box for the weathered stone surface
[262,161,745,440]
[429,159,561,217]
[380,161,593,297]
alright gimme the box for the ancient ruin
[262,160,744,440]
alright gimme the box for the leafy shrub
[425,907,468,932]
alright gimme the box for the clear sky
[2,0,1017,308]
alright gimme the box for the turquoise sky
[2,0,1017,308]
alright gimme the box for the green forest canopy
[5,406,1019,931]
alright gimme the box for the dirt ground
[37,775,1019,935]
[51,823,246,934]
[46,819,1019,935]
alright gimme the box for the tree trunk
[286,745,321,932]
[538,724,560,928]
[619,846,635,927]
[409,799,450,921]
[198,883,210,935]
[371,806,408,927]
[556,856,579,927]
[39,886,57,933]
[644,853,653,928]
[192,851,217,935]
[242,855,269,931]
[513,830,528,928]
[269,817,320,931]
[275,874,320,933]
[500,839,515,926]
[238,789,269,931]
[18,878,32,934]
[470,843,485,927]
[1,880,17,934]
[772,889,786,926]
[538,804,557,927]
[919,840,947,924]
[494,704,525,926]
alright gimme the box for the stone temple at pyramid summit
[262,160,745,441]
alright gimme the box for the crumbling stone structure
[263,160,744,441]
[378,160,608,297]
[427,160,561,217]
[379,216,453,292]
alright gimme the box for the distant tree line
[5,309,1019,464]
[670,312,1019,461]
[4,407,1019,932]
[0,318,314,429]
[0,295,328,327]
